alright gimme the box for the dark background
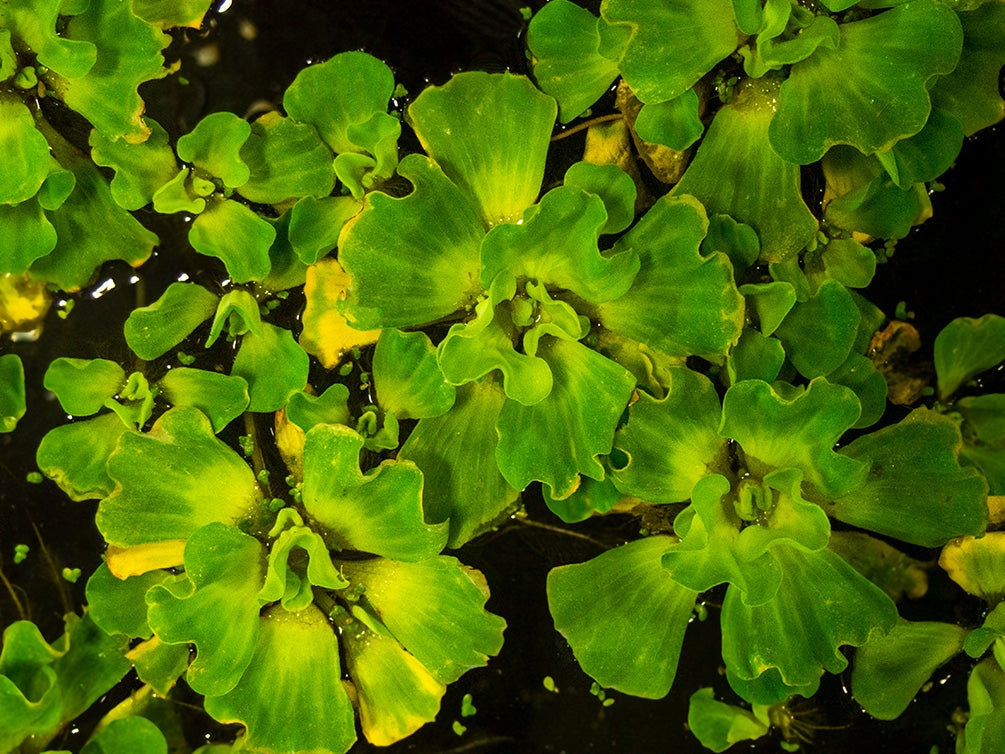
[1,1,1002,752]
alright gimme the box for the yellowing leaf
[300,258,380,368]
[106,540,187,578]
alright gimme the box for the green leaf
[739,281,796,337]
[98,407,262,547]
[721,547,898,703]
[703,213,760,280]
[177,112,252,189]
[283,51,395,156]
[231,322,308,412]
[687,687,770,753]
[146,523,266,696]
[635,89,704,151]
[596,194,745,358]
[124,282,219,360]
[50,612,131,725]
[773,279,861,379]
[673,78,818,262]
[31,158,157,291]
[726,327,786,385]
[0,620,62,752]
[337,154,484,330]
[562,161,638,236]
[203,605,357,754]
[601,0,740,103]
[288,195,360,265]
[47,0,171,142]
[827,352,888,429]
[0,353,26,433]
[770,0,963,164]
[1,0,96,80]
[89,117,178,210]
[43,357,125,417]
[0,97,51,205]
[206,289,263,346]
[966,603,1005,659]
[0,198,57,274]
[303,424,448,560]
[333,112,401,198]
[806,237,877,290]
[480,185,640,303]
[37,413,130,501]
[408,71,556,226]
[159,369,249,433]
[151,167,205,215]
[188,199,275,284]
[373,329,455,420]
[81,713,167,754]
[931,1,1005,137]
[398,379,520,548]
[545,470,623,524]
[935,315,1005,400]
[548,536,698,698]
[527,0,620,122]
[962,658,1005,754]
[828,530,929,602]
[127,635,190,697]
[611,366,724,503]
[496,338,636,499]
[86,562,171,640]
[831,408,989,547]
[876,106,965,188]
[340,556,506,685]
[258,522,347,611]
[852,619,967,720]
[940,532,1005,604]
[286,384,351,433]
[238,112,335,205]
[720,378,868,499]
[338,618,445,746]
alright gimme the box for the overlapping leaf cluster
[0,0,1004,752]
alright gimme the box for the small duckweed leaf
[0,199,57,275]
[289,195,361,265]
[612,366,724,504]
[770,0,962,164]
[43,357,124,417]
[300,258,381,368]
[398,379,520,548]
[303,424,448,561]
[851,619,967,720]
[934,314,1005,401]
[124,282,219,361]
[496,338,636,499]
[548,536,697,698]
[408,71,556,227]
[86,561,174,639]
[720,378,867,499]
[203,605,357,754]
[597,195,745,359]
[0,98,51,205]
[687,687,770,753]
[98,407,262,547]
[177,112,252,188]
[283,51,395,156]
[338,154,484,330]
[673,79,818,263]
[36,413,130,501]
[48,0,171,142]
[601,0,740,103]
[931,2,1005,136]
[773,279,861,379]
[0,354,26,433]
[340,555,506,685]
[832,408,989,547]
[31,158,157,291]
[146,522,266,696]
[721,547,897,699]
[374,329,455,420]
[480,185,640,302]
[339,619,445,746]
[232,322,309,413]
[286,383,351,433]
[159,369,249,433]
[89,117,178,210]
[238,112,335,205]
[526,0,619,122]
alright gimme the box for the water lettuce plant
[1,0,1003,752]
